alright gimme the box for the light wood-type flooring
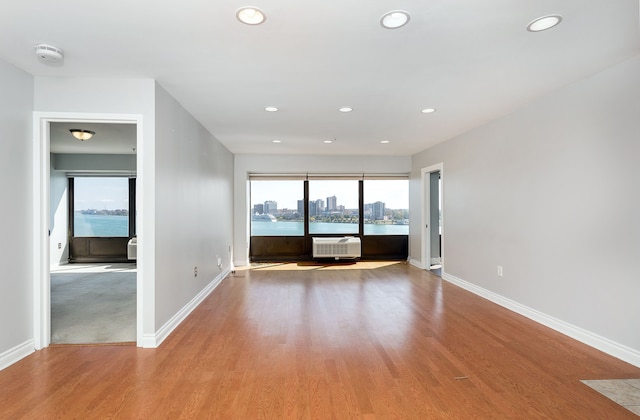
[1,261,639,418]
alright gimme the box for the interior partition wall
[249,174,409,261]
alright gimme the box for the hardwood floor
[1,262,639,418]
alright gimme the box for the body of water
[251,221,408,236]
[74,213,129,237]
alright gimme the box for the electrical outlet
[497,265,503,277]
[57,242,62,249]
[194,266,198,277]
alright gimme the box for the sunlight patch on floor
[237,261,403,271]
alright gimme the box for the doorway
[33,112,144,349]
[422,164,443,275]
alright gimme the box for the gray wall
[154,83,234,330]
[49,169,68,266]
[411,55,640,357]
[0,59,34,363]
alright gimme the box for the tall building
[308,200,318,217]
[264,200,277,215]
[326,195,337,211]
[372,201,385,220]
[297,200,305,217]
[253,204,264,214]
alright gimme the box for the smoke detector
[35,44,64,64]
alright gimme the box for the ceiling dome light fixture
[380,10,410,29]
[69,129,95,141]
[236,7,266,25]
[323,139,334,144]
[380,140,390,144]
[339,107,353,113]
[272,140,282,143]
[265,106,278,112]
[421,108,436,114]
[527,15,563,32]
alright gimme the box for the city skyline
[251,179,408,210]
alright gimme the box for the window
[72,177,130,237]
[308,179,359,234]
[250,179,304,236]
[363,179,409,235]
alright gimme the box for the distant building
[372,201,385,220]
[253,204,264,214]
[297,200,305,217]
[309,199,324,217]
[264,200,277,215]
[326,195,337,211]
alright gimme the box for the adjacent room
[49,122,137,345]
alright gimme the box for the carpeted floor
[50,263,136,344]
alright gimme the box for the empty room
[1,0,639,418]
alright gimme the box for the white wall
[34,76,157,341]
[411,55,640,363]
[49,169,68,266]
[154,83,234,332]
[0,59,34,367]
[234,154,411,266]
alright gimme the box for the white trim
[442,272,640,368]
[420,163,444,272]
[409,258,425,270]
[33,112,145,349]
[142,270,229,348]
[0,340,35,371]
[234,259,249,268]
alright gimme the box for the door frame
[421,163,444,271]
[32,112,144,349]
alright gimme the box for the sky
[74,177,129,210]
[72,177,408,211]
[251,180,409,210]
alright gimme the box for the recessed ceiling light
[272,140,282,143]
[527,15,562,32]
[264,106,278,112]
[236,7,266,25]
[421,108,436,114]
[380,10,410,29]
[323,140,334,144]
[339,107,353,113]
[380,140,390,144]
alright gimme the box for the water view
[74,213,129,237]
[251,221,408,236]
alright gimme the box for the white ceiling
[1,1,639,156]
[50,122,136,154]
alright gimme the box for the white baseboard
[142,269,229,348]
[0,339,35,371]
[234,259,249,267]
[442,272,640,368]
[409,258,425,270]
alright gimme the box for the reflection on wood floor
[1,262,639,418]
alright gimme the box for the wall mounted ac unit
[312,237,361,259]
